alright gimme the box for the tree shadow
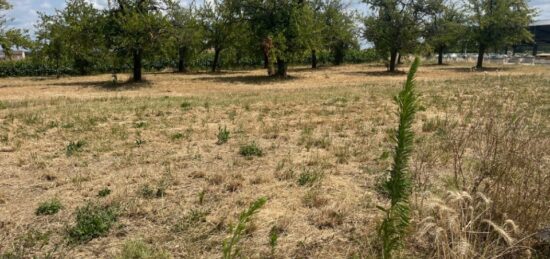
[170,70,247,76]
[288,66,333,73]
[423,63,451,67]
[341,70,408,77]
[49,79,152,90]
[434,66,513,73]
[192,74,299,85]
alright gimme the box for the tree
[165,0,203,73]
[35,12,67,77]
[466,0,533,69]
[424,0,466,65]
[0,0,31,59]
[105,0,168,81]
[305,0,325,69]
[363,0,425,72]
[62,0,106,75]
[241,0,316,76]
[199,0,242,72]
[322,0,357,66]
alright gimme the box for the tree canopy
[0,0,538,78]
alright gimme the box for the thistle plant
[378,57,420,258]
[223,197,267,259]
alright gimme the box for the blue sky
[5,0,550,34]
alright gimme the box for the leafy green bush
[67,202,118,243]
[36,199,63,215]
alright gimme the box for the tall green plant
[378,57,420,258]
[222,197,267,259]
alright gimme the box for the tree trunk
[212,48,221,73]
[397,53,402,64]
[311,50,317,69]
[389,49,398,72]
[276,57,287,77]
[438,46,444,65]
[132,49,142,82]
[333,42,344,65]
[476,44,485,69]
[263,50,269,69]
[178,46,188,73]
[56,56,61,79]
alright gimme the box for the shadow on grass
[192,74,299,85]
[434,66,513,73]
[173,70,247,76]
[49,79,152,90]
[341,70,408,77]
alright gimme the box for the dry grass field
[0,63,549,258]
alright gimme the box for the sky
[5,0,550,35]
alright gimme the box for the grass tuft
[66,140,86,157]
[217,126,230,145]
[239,142,263,158]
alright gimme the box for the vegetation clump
[97,188,111,197]
[116,240,170,259]
[66,140,85,157]
[239,142,263,158]
[36,199,63,216]
[217,126,230,145]
[67,202,118,243]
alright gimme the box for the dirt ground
[0,63,548,258]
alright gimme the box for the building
[529,19,550,56]
[0,50,27,61]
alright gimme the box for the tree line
[0,0,535,80]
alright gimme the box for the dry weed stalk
[416,191,529,258]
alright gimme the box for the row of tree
[29,0,358,81]
[365,0,534,71]
[0,0,536,79]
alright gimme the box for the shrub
[67,203,118,243]
[217,126,230,145]
[378,57,420,258]
[223,197,267,259]
[239,142,263,158]
[36,199,63,216]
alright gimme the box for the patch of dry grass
[0,63,548,258]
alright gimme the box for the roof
[531,19,550,27]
